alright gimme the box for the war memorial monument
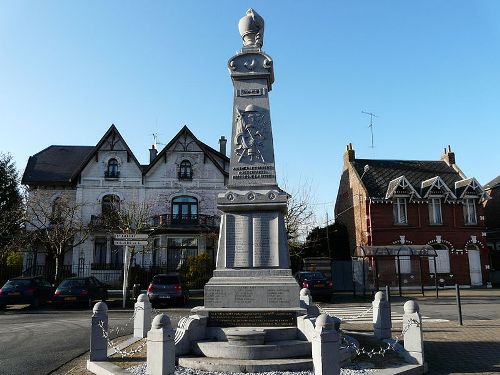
[174,9,319,372]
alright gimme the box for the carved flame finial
[238,8,265,49]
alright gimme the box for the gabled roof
[484,175,500,190]
[421,176,457,200]
[352,159,463,199]
[73,124,142,177]
[385,176,421,199]
[144,125,229,176]
[455,178,487,200]
[22,145,94,186]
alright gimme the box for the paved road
[327,288,500,322]
[0,307,134,375]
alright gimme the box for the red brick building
[484,176,500,286]
[335,144,489,290]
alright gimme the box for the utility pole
[362,111,378,148]
[326,212,331,259]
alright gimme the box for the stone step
[192,339,311,360]
[178,356,313,373]
[206,326,298,342]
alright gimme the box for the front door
[468,249,482,286]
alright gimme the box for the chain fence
[340,318,421,358]
[317,304,421,358]
[97,304,164,358]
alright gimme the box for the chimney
[149,144,158,163]
[344,143,356,163]
[442,145,455,165]
[219,136,227,156]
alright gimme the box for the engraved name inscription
[207,311,295,327]
[237,88,265,97]
[234,286,257,305]
[204,288,229,307]
[232,165,275,180]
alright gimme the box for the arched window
[105,158,119,178]
[101,194,120,216]
[178,160,192,180]
[429,244,450,273]
[171,196,198,224]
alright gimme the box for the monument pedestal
[195,269,304,328]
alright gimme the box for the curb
[87,336,144,375]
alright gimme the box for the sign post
[114,234,149,308]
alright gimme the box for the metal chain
[339,318,421,358]
[98,320,147,357]
[96,304,163,358]
[317,304,374,322]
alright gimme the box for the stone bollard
[312,313,341,375]
[300,288,320,316]
[134,293,152,338]
[90,302,108,361]
[300,287,313,307]
[372,291,392,339]
[403,300,424,365]
[147,313,175,375]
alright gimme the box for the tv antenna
[152,133,166,148]
[362,111,378,148]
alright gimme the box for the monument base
[203,270,300,310]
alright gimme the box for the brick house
[21,124,229,286]
[484,175,500,285]
[335,144,489,291]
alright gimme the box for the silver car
[147,273,189,307]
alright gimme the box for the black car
[0,276,54,309]
[294,271,333,301]
[147,273,189,307]
[53,276,108,308]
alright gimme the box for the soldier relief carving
[234,105,267,163]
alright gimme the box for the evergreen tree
[0,153,23,263]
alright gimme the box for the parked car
[147,273,189,307]
[0,276,54,309]
[294,271,333,301]
[53,276,108,308]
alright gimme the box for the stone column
[372,291,392,339]
[312,314,341,375]
[90,302,108,361]
[147,313,175,375]
[134,294,152,338]
[403,300,424,365]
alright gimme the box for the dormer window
[429,198,443,225]
[393,198,408,225]
[463,198,477,225]
[105,158,120,178]
[178,160,192,180]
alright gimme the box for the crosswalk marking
[316,305,449,323]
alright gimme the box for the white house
[21,124,229,286]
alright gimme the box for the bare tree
[282,180,316,269]
[24,190,91,283]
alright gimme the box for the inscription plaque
[225,214,236,267]
[207,311,295,327]
[253,212,277,267]
[234,214,252,267]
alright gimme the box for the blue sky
[1,1,499,223]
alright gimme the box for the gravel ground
[127,365,377,375]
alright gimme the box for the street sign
[114,233,149,240]
[114,240,149,246]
